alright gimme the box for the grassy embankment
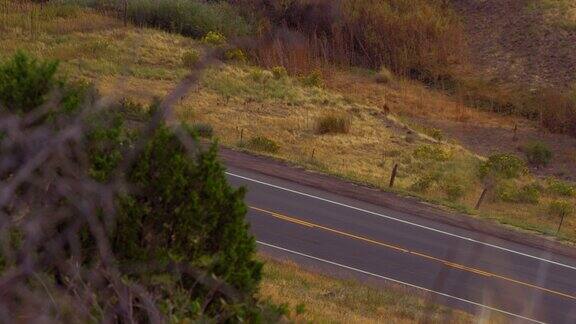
[260,257,499,323]
[1,2,575,244]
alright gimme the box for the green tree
[0,52,271,321]
[0,51,59,113]
[115,126,261,293]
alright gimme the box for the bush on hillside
[301,70,323,87]
[412,145,451,161]
[315,112,351,134]
[480,153,526,179]
[410,173,440,193]
[245,135,280,153]
[547,200,574,219]
[182,49,201,69]
[496,182,541,204]
[547,178,575,197]
[0,51,59,112]
[225,48,248,62]
[187,122,214,138]
[272,66,288,79]
[524,141,553,168]
[202,31,227,45]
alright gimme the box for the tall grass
[248,0,466,78]
[454,77,576,137]
[62,0,252,38]
[0,0,122,36]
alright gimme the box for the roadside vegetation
[2,1,574,244]
[0,49,282,321]
[260,257,493,323]
[2,0,576,321]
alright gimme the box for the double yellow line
[250,205,576,301]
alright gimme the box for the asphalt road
[226,166,576,323]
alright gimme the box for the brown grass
[259,256,491,323]
[315,112,351,135]
[5,2,576,246]
[249,0,466,77]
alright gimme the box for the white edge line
[227,171,576,271]
[258,241,545,324]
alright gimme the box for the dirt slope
[453,0,576,88]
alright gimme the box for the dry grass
[527,0,576,30]
[185,64,576,243]
[259,256,506,323]
[315,112,351,135]
[250,0,466,77]
[0,1,121,35]
[0,1,193,101]
[4,3,575,245]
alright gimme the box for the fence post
[475,188,488,210]
[389,163,398,188]
[557,213,566,235]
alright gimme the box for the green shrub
[202,31,227,45]
[412,145,451,161]
[524,141,553,168]
[410,173,439,193]
[315,112,351,134]
[302,70,323,87]
[182,49,200,69]
[225,48,248,62]
[245,136,280,153]
[480,153,526,179]
[0,51,59,113]
[423,127,443,141]
[186,122,214,138]
[496,182,541,204]
[272,66,288,80]
[547,179,575,197]
[441,182,465,202]
[0,51,278,321]
[116,127,262,293]
[547,200,574,219]
[119,0,250,39]
[249,69,272,83]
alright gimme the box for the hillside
[453,0,576,88]
[3,1,575,243]
[1,1,576,321]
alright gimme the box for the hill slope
[453,0,576,88]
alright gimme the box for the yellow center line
[250,205,576,301]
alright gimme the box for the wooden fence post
[475,188,488,210]
[389,163,398,188]
[557,213,566,235]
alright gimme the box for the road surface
[226,166,576,323]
